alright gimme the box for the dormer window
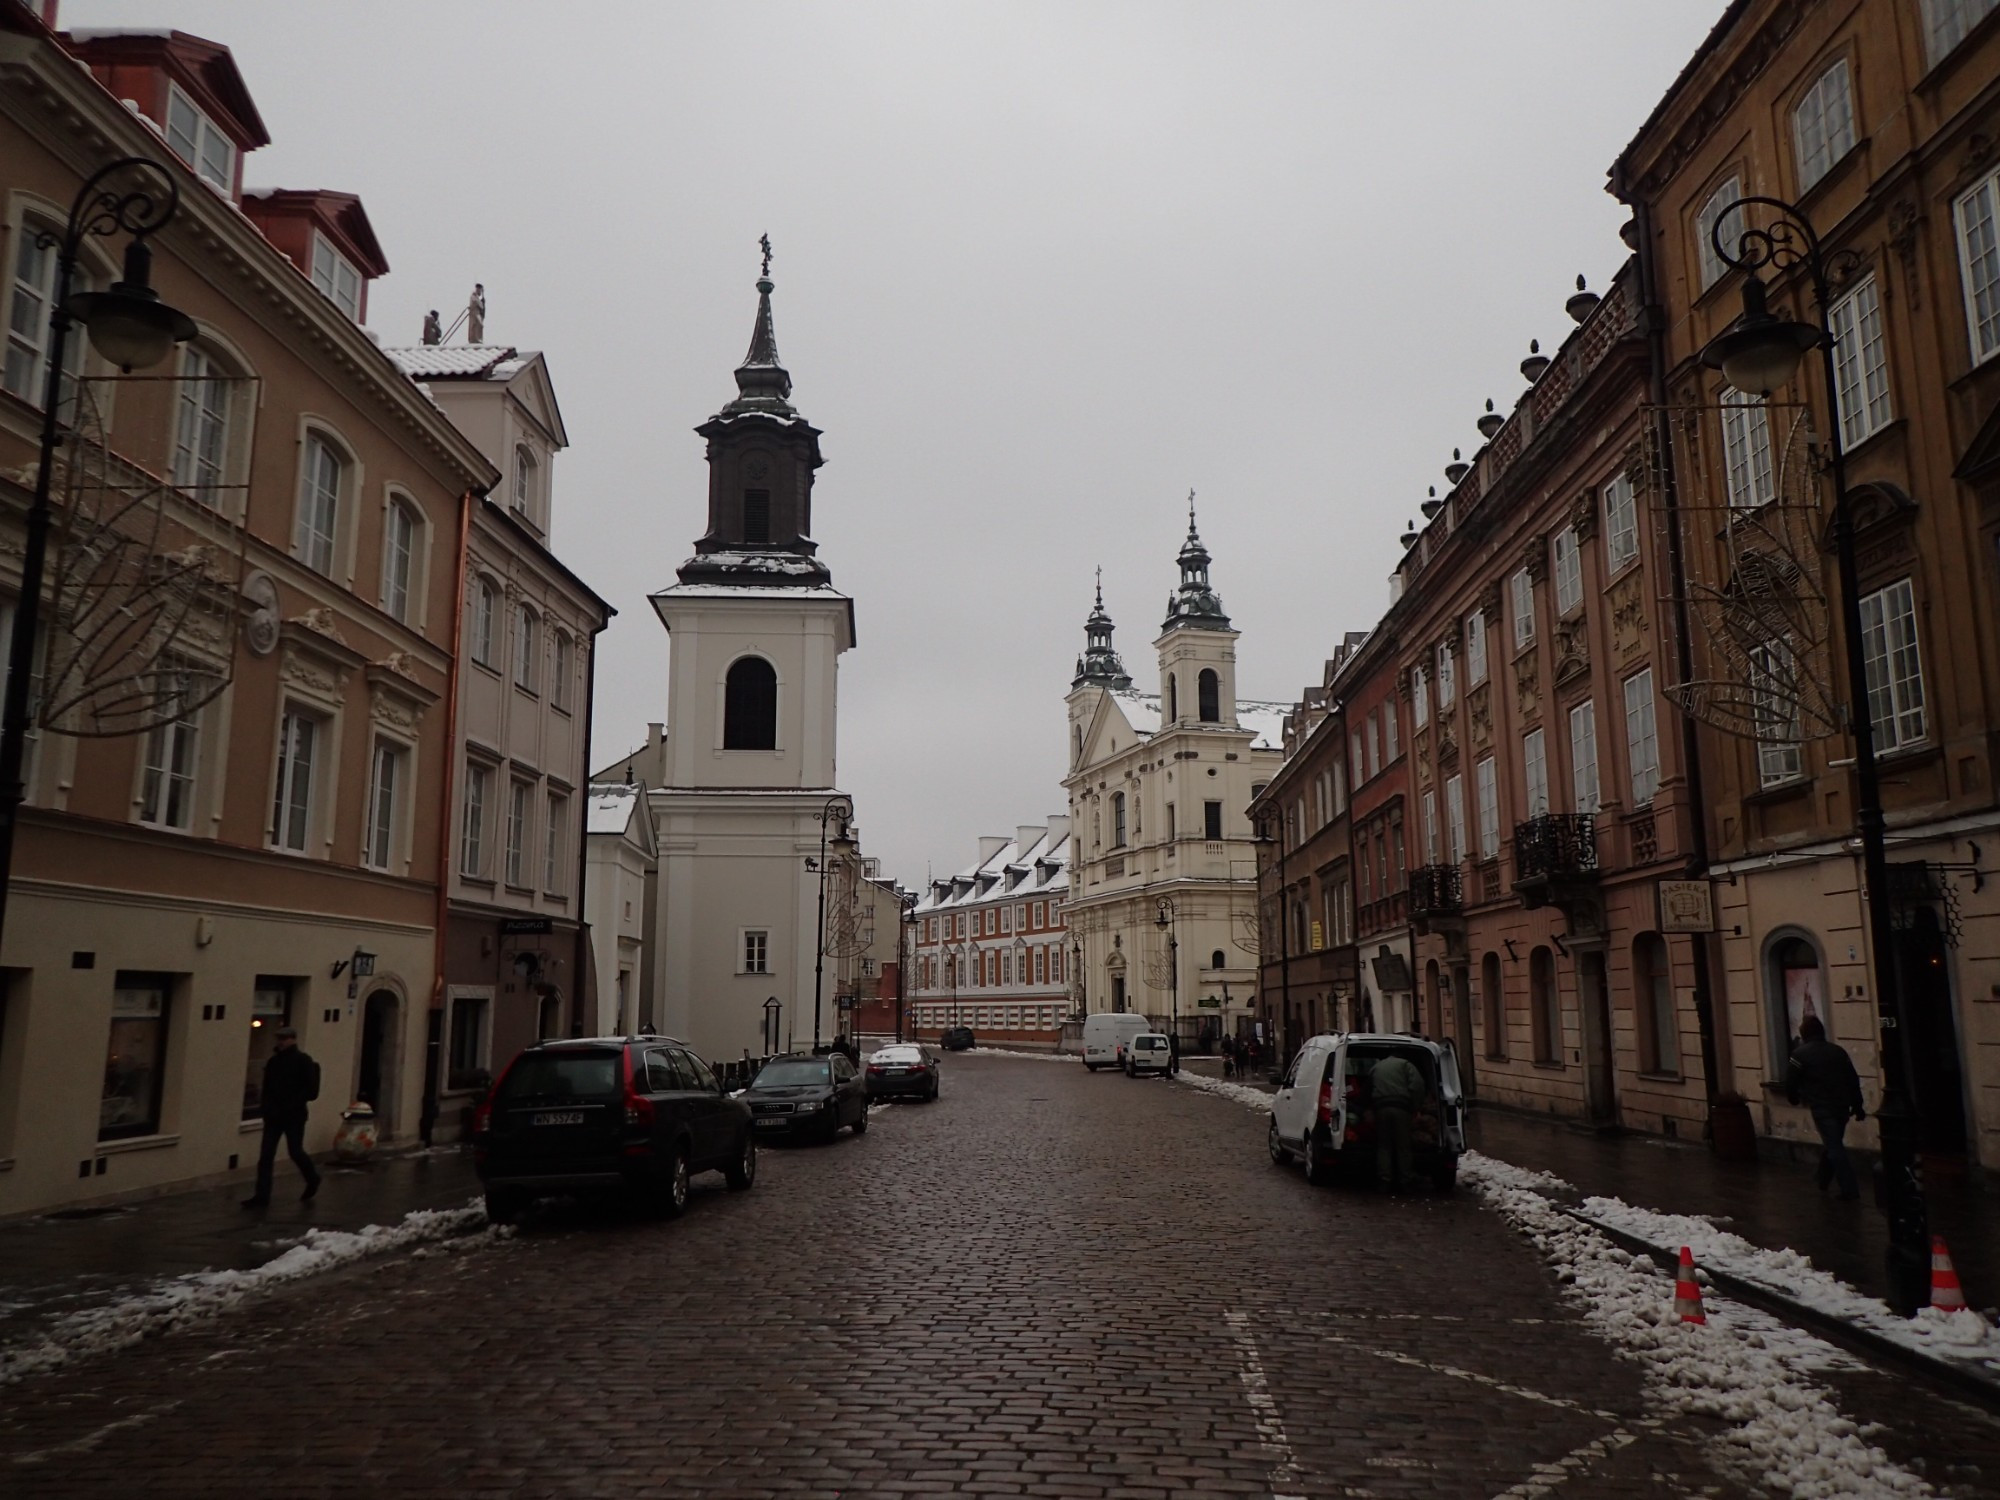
[166,84,235,194]
[311,233,362,322]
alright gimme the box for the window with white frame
[172,345,230,504]
[1829,275,1892,446]
[1366,713,1381,779]
[1422,788,1439,862]
[1511,567,1535,649]
[1523,726,1549,817]
[1623,668,1660,807]
[165,84,235,193]
[1437,641,1457,707]
[1923,0,1998,64]
[1351,731,1365,786]
[1552,526,1583,614]
[1958,167,2000,366]
[365,739,402,870]
[138,666,206,833]
[460,761,491,877]
[1476,755,1499,861]
[1604,473,1638,572]
[1793,59,1856,191]
[1750,638,1804,785]
[505,780,530,886]
[742,931,770,975]
[1465,610,1488,686]
[514,605,539,692]
[4,223,86,408]
[296,434,342,575]
[1569,699,1601,814]
[1719,390,1777,509]
[310,233,363,322]
[382,498,418,624]
[472,578,498,668]
[545,791,568,892]
[270,709,319,853]
[1860,577,1927,751]
[552,632,573,712]
[513,446,536,514]
[1446,773,1466,864]
[1411,665,1429,728]
[1384,699,1399,762]
[1696,175,1743,290]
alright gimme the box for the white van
[1125,1033,1172,1077]
[1268,1032,1467,1190]
[1082,1012,1152,1072]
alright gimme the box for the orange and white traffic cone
[1674,1245,1707,1325]
[1931,1236,1970,1314]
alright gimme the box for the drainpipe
[573,613,605,1039]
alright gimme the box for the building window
[1510,567,1535,649]
[270,710,319,853]
[472,578,498,668]
[741,488,771,545]
[1530,947,1560,1064]
[1110,791,1128,847]
[166,83,235,192]
[1957,166,2000,366]
[1033,901,1045,928]
[513,446,537,514]
[4,222,90,408]
[1465,611,1487,687]
[448,994,490,1090]
[382,498,418,624]
[1383,702,1399,763]
[1829,275,1892,447]
[1860,577,1927,751]
[1766,930,1826,1062]
[1437,642,1457,707]
[551,632,573,712]
[1924,0,1998,64]
[1569,699,1600,814]
[172,345,231,505]
[1198,668,1221,723]
[1523,727,1549,816]
[296,434,343,575]
[460,762,491,877]
[1000,906,1012,936]
[1793,59,1855,191]
[546,791,568,892]
[1751,638,1804,786]
[742,930,770,975]
[1623,668,1660,807]
[1552,526,1583,615]
[1422,788,1438,862]
[1695,175,1743,290]
[101,973,172,1140]
[243,979,292,1118]
[514,606,539,692]
[1411,665,1429,729]
[1636,933,1679,1076]
[138,667,205,833]
[505,779,531,887]
[723,655,778,750]
[1475,755,1498,861]
[1204,800,1223,840]
[1603,473,1638,573]
[1719,389,1776,509]
[1446,773,1465,865]
[1166,673,1179,723]
[310,233,362,321]
[365,739,402,870]
[1350,731,1364,786]
[1366,713,1381,779]
[1481,951,1506,1060]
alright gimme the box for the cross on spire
[759,233,773,279]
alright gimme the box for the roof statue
[1162,488,1231,632]
[467,283,485,344]
[1074,566,1133,689]
[421,308,441,346]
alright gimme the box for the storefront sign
[1658,880,1715,933]
[500,917,553,936]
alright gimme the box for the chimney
[1015,825,1046,857]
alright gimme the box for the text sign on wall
[1658,879,1715,934]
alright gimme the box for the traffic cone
[1931,1236,1970,1314]
[1674,1245,1707,1325]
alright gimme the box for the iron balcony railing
[1409,863,1464,917]
[1513,813,1599,883]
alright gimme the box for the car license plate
[532,1111,584,1126]
[756,1116,787,1128]
[887,1067,907,1074]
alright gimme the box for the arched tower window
[1166,674,1178,722]
[1198,668,1221,722]
[1210,949,1225,970]
[723,655,778,750]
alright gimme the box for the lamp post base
[1876,1099,1930,1316]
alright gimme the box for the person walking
[1168,1029,1181,1076]
[1368,1052,1429,1193]
[1222,1035,1236,1079]
[243,1026,322,1207]
[1786,1015,1866,1200]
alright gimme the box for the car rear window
[496,1050,622,1103]
[872,1048,921,1064]
[755,1059,832,1087]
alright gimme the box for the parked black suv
[474,1036,756,1223]
[941,1026,976,1051]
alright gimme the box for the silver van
[1267,1032,1466,1191]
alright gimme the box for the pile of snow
[966,1047,1075,1062]
[0,1199,496,1386]
[1174,1071,1277,1113]
[1463,1153,1931,1497]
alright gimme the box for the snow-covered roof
[653,582,850,602]
[382,344,530,381]
[586,785,641,836]
[913,823,1071,916]
[1105,689,1288,751]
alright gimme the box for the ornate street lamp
[1697,194,1928,1314]
[0,157,194,952]
[1154,895,1179,1074]
[806,794,854,1052]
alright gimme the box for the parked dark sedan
[740,1052,869,1141]
[864,1043,941,1101]
[474,1035,756,1223]
[941,1026,976,1051]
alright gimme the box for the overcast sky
[74,0,1725,887]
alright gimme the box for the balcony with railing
[1409,864,1463,920]
[1512,813,1599,912]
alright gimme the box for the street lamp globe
[1699,273,1820,397]
[67,239,195,372]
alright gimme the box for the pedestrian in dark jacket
[244,1027,322,1207]
[1222,1036,1236,1079]
[1786,1015,1866,1200]
[1368,1053,1429,1192]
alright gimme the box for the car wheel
[725,1134,757,1191]
[853,1106,869,1135]
[1084,1062,1097,1073]
[661,1144,691,1217]
[1267,1120,1286,1165]
[485,1188,525,1225]
[1304,1131,1335,1186]
[929,1080,940,1101]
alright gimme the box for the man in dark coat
[244,1026,322,1207]
[1786,1014,1866,1200]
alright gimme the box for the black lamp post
[807,794,854,1052]
[0,157,194,955]
[1697,194,1929,1315]
[1154,895,1179,1073]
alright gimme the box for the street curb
[1563,1205,2000,1414]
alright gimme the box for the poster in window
[1783,964,1824,1044]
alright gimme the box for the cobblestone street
[0,1055,1993,1497]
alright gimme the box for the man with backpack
[243,1025,323,1207]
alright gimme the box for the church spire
[722,234,795,418]
[1074,568,1133,689]
[1162,489,1231,632]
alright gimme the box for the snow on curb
[965,1046,1077,1062]
[1173,1070,1277,1112]
[0,1199,498,1386]
[1464,1153,1931,1498]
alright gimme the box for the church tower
[1154,495,1239,731]
[645,254,856,1058]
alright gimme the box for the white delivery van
[1125,1033,1173,1077]
[1082,1012,1152,1072]
[1268,1032,1467,1190]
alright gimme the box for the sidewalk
[0,1146,481,1356]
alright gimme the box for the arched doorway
[538,990,563,1042]
[358,990,400,1136]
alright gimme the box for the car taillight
[621,1047,653,1127]
[867,1066,884,1076]
[473,1100,492,1135]
[1316,1079,1334,1126]
[910,1063,929,1073]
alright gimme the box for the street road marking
[1224,1309,1309,1500]
[1486,1428,1637,1499]
[11,1400,177,1465]
[1318,1332,1621,1421]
